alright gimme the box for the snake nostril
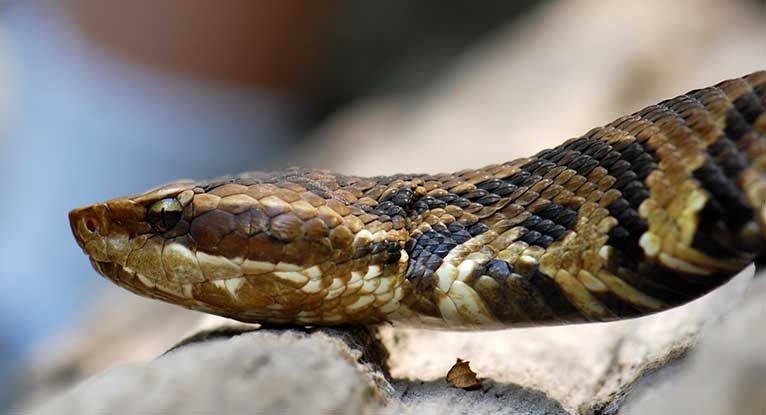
[84,216,99,234]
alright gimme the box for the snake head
[69,181,199,303]
[69,173,411,323]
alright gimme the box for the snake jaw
[69,188,181,290]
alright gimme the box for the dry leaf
[446,358,482,390]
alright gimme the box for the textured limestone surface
[24,326,389,415]
[621,276,766,415]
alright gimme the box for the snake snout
[69,204,108,249]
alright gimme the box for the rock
[389,378,569,415]
[23,326,390,415]
[19,319,575,415]
[620,276,766,415]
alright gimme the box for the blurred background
[2,0,766,411]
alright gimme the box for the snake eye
[147,198,183,232]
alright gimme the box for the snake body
[71,71,766,329]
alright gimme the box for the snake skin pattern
[70,71,766,329]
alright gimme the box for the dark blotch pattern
[405,222,470,291]
[537,135,656,254]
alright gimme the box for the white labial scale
[84,237,108,262]
[106,233,130,265]
[241,260,275,275]
[162,243,206,283]
[125,238,164,280]
[153,279,184,297]
[196,251,242,280]
[208,277,245,300]
[224,277,245,299]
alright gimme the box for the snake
[70,71,766,329]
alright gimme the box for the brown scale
[70,71,766,328]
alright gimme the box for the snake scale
[71,71,766,329]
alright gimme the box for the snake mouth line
[89,258,198,302]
